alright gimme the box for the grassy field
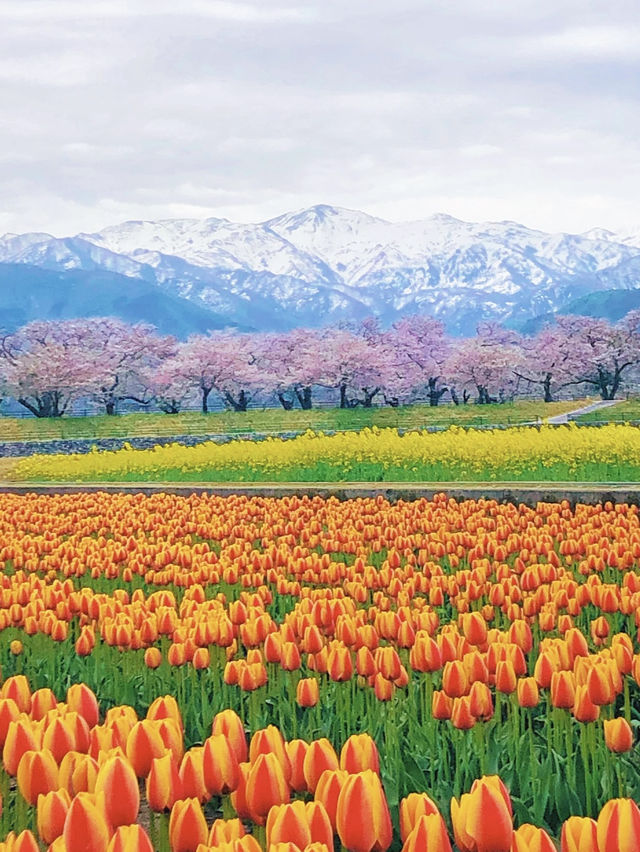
[0,398,590,442]
[574,398,640,423]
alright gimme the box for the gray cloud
[1,0,639,235]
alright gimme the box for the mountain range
[2,205,640,337]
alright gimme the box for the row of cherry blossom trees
[1,312,640,417]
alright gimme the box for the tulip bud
[9,830,39,852]
[203,734,239,796]
[246,752,290,824]
[399,793,441,843]
[212,710,248,763]
[146,753,183,812]
[296,679,319,708]
[3,717,39,776]
[169,798,209,852]
[1,675,31,713]
[336,770,392,852]
[67,684,100,729]
[126,720,167,777]
[179,748,209,804]
[340,734,380,775]
[561,815,597,852]
[63,792,111,852]
[286,739,309,793]
[604,717,634,753]
[401,814,452,852]
[208,819,245,846]
[303,739,339,794]
[267,801,312,850]
[37,789,71,846]
[511,824,555,852]
[94,753,140,826]
[107,825,154,852]
[17,748,59,805]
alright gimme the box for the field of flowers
[0,491,638,850]
[10,422,640,483]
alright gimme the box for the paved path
[1,481,640,507]
[546,399,621,424]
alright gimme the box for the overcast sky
[1,0,639,236]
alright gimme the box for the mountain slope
[0,264,242,337]
[3,205,640,335]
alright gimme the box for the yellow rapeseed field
[10,423,640,482]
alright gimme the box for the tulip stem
[579,726,591,815]
[624,678,631,724]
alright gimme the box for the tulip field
[1,490,640,851]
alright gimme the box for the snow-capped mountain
[3,205,640,335]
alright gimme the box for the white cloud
[0,0,639,236]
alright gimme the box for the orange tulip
[340,734,380,775]
[442,661,468,698]
[399,793,440,843]
[597,798,640,852]
[249,726,291,781]
[95,753,140,826]
[305,800,334,850]
[42,716,77,763]
[31,689,59,721]
[561,816,597,852]
[17,748,59,805]
[126,720,167,777]
[451,696,475,730]
[550,671,576,710]
[336,770,392,852]
[451,777,512,852]
[604,718,633,753]
[286,739,310,793]
[4,717,39,775]
[146,753,183,812]
[267,801,312,850]
[327,646,353,682]
[212,710,248,763]
[246,752,290,823]
[147,696,183,734]
[180,748,209,803]
[208,818,246,845]
[59,750,99,795]
[169,798,209,852]
[9,830,39,852]
[192,648,210,670]
[0,698,20,747]
[296,679,320,708]
[106,825,154,852]
[37,789,71,846]
[401,814,452,852]
[303,739,339,794]
[203,734,239,796]
[63,791,111,852]
[572,685,600,724]
[516,678,539,708]
[144,648,162,669]
[431,691,453,721]
[511,824,555,852]
[67,684,100,729]
[314,768,348,830]
[1,675,31,713]
[495,661,517,695]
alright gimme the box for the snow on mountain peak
[3,205,640,336]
